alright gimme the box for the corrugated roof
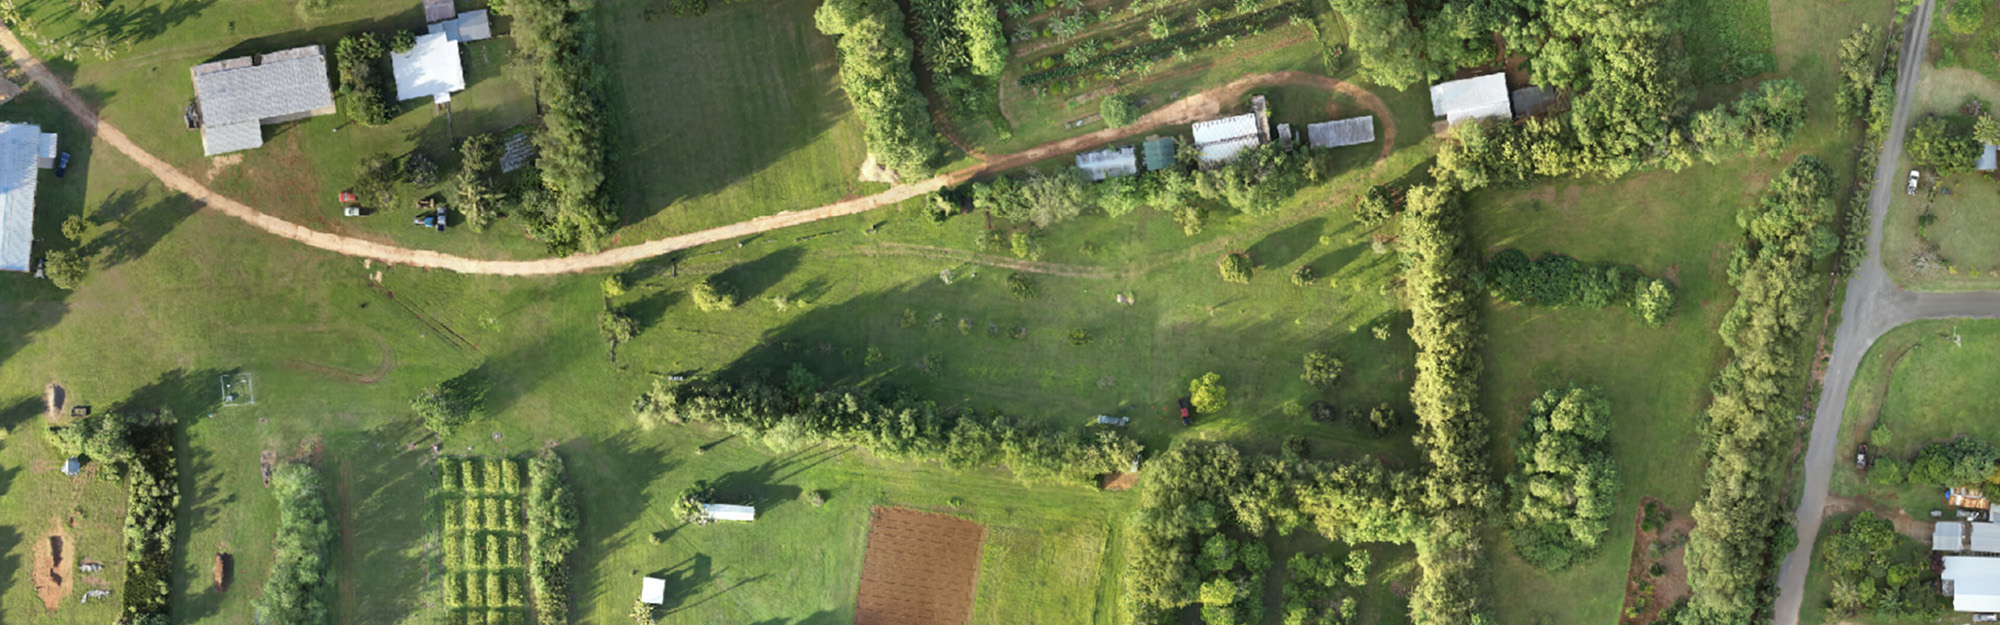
[1192,113,1259,146]
[202,121,265,156]
[392,33,466,102]
[1939,521,1968,551]
[1972,522,2000,552]
[1308,116,1375,148]
[429,10,493,42]
[1142,137,1176,171]
[425,0,457,23]
[702,503,756,521]
[1430,74,1511,125]
[1946,556,2000,612]
[1197,136,1258,164]
[0,123,45,272]
[1076,146,1138,181]
[193,46,333,128]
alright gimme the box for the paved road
[0,24,1392,275]
[1772,1,2000,623]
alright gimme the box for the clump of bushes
[691,278,737,312]
[334,34,393,126]
[526,451,578,624]
[1506,385,1619,571]
[815,0,941,177]
[1218,254,1253,284]
[256,464,333,625]
[1485,250,1677,326]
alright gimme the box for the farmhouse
[190,46,337,156]
[392,33,468,103]
[1943,556,2000,612]
[1940,521,1968,552]
[640,576,666,605]
[0,122,58,273]
[1307,116,1376,149]
[702,503,756,522]
[1191,113,1263,164]
[1075,146,1138,181]
[1429,73,1512,125]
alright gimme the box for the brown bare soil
[1099,472,1138,491]
[1619,497,1695,625]
[855,507,987,625]
[214,553,232,592]
[42,382,63,422]
[260,450,277,487]
[34,528,71,610]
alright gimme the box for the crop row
[1016,2,1300,87]
[444,496,523,534]
[444,530,528,570]
[440,457,525,495]
[446,610,529,625]
[444,570,529,609]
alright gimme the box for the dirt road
[0,26,1388,276]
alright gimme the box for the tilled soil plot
[855,508,987,625]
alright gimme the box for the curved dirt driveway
[0,26,1390,275]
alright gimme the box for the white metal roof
[1075,146,1138,181]
[1972,522,2000,552]
[1981,143,1997,171]
[1939,521,1968,551]
[429,10,493,42]
[393,33,466,103]
[1430,74,1511,125]
[0,123,46,272]
[1197,136,1259,164]
[1308,116,1376,148]
[1192,113,1260,146]
[641,577,665,604]
[1947,556,2000,611]
[702,503,755,521]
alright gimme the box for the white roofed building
[0,123,55,272]
[1430,74,1512,125]
[1972,522,2000,553]
[1940,521,1969,552]
[1944,556,2000,612]
[1308,116,1376,149]
[701,503,756,522]
[641,576,666,604]
[1191,113,1262,165]
[392,33,467,103]
[190,46,337,156]
[1076,146,1138,181]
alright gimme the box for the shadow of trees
[326,423,434,624]
[567,432,679,621]
[1247,217,1325,268]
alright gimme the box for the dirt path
[0,25,1391,275]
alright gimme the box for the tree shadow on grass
[329,425,435,625]
[90,192,201,270]
[1306,241,1368,279]
[712,246,805,304]
[565,432,680,620]
[1247,217,1326,269]
[707,445,847,513]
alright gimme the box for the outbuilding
[701,503,756,522]
[1940,521,1969,552]
[1429,73,1512,125]
[1973,522,2000,553]
[1191,113,1262,164]
[1944,556,2000,612]
[63,457,80,476]
[391,33,467,103]
[640,576,666,605]
[190,46,336,156]
[0,122,56,273]
[1075,146,1138,181]
[1307,116,1376,149]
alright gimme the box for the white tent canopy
[641,576,665,605]
[392,33,466,103]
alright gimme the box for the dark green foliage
[414,377,485,440]
[1353,184,1397,227]
[1218,254,1253,284]
[1633,278,1677,327]
[508,0,613,253]
[1199,145,1314,216]
[1948,0,1986,35]
[1686,157,1837,622]
[353,153,400,211]
[1015,3,1303,87]
[957,0,1007,76]
[1688,79,1809,163]
[1327,0,1423,88]
[924,193,958,223]
[667,0,708,16]
[1281,552,1362,625]
[1906,437,2000,486]
[1906,115,1982,174]
[1837,24,1881,120]
[1868,458,1906,486]
[53,411,184,623]
[1365,403,1397,436]
[42,248,87,289]
[630,375,1141,485]
[526,451,578,625]
[1300,350,1341,389]
[1820,513,1943,618]
[816,0,940,177]
[255,464,333,625]
[1290,264,1315,287]
[1507,385,1620,571]
[971,170,1097,226]
[1006,272,1037,299]
[691,278,737,311]
[334,34,392,126]
[1485,251,1626,308]
[454,134,504,233]
[1100,94,1135,128]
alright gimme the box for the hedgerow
[46,411,181,624]
[526,451,578,625]
[816,0,941,177]
[256,464,334,625]
[1016,3,1302,87]
[504,0,612,253]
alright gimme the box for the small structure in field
[190,46,336,156]
[1429,73,1512,126]
[1953,487,1992,510]
[1980,143,1997,172]
[1940,521,1969,552]
[0,122,57,273]
[392,33,467,104]
[1095,415,1129,426]
[62,457,80,476]
[640,576,666,605]
[701,503,756,522]
[1191,113,1263,165]
[1943,555,2000,612]
[1307,116,1376,149]
[1075,146,1138,181]
[430,9,493,42]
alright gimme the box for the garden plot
[439,456,529,625]
[855,507,987,625]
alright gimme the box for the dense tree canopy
[816,0,941,177]
[1507,385,1619,570]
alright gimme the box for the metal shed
[701,503,756,522]
[1307,116,1376,149]
[1939,521,1968,551]
[1972,522,2000,553]
[1429,74,1511,125]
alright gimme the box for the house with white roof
[0,122,57,272]
[1191,113,1262,164]
[392,33,468,103]
[190,46,336,156]
[1944,555,2000,612]
[1430,73,1512,125]
[1075,146,1138,181]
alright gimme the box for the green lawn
[1927,0,2000,87]
[1685,0,1777,84]
[1829,319,2000,509]
[1882,64,2000,291]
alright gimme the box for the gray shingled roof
[1307,116,1375,148]
[203,121,264,156]
[193,46,334,129]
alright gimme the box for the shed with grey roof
[191,45,337,156]
[0,123,54,272]
[1076,146,1138,181]
[1308,116,1376,149]
[1142,137,1177,171]
[429,10,493,42]
[1191,113,1262,164]
[1972,522,2000,553]
[1940,521,1969,551]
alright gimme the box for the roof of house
[1076,146,1138,181]
[1192,113,1260,146]
[1939,521,1968,551]
[192,46,334,155]
[702,503,756,521]
[1510,85,1556,119]
[1972,522,2000,553]
[1981,143,1997,171]
[429,10,493,42]
[1196,136,1260,164]
[0,123,48,272]
[1142,137,1176,171]
[393,33,466,103]
[424,0,457,23]
[1308,116,1376,148]
[641,577,666,604]
[1945,556,2000,611]
[202,122,265,156]
[1430,73,1512,125]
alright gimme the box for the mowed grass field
[1473,0,1891,622]
[1882,65,2000,291]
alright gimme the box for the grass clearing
[1829,319,2000,508]
[1884,65,2000,291]
[1686,0,1778,84]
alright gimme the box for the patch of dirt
[1825,495,1933,541]
[855,507,986,625]
[43,382,63,422]
[1099,471,1138,491]
[1618,497,1696,625]
[34,527,71,610]
[857,153,901,184]
[260,450,276,487]
[213,552,232,592]
[204,153,242,182]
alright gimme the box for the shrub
[1300,351,1342,389]
[1870,424,1894,447]
[414,379,484,440]
[691,279,737,312]
[1100,94,1135,127]
[255,464,333,625]
[1190,372,1227,413]
[1007,273,1038,299]
[526,451,578,625]
[1633,278,1676,327]
[43,249,87,290]
[1869,458,1906,486]
[1068,328,1093,346]
[1354,185,1397,226]
[1506,385,1619,570]
[1948,0,1986,35]
[1218,254,1253,284]
[1290,265,1315,286]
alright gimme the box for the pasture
[1884,64,2000,291]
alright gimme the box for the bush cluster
[1485,250,1678,326]
[334,34,393,126]
[1506,385,1620,571]
[256,464,334,625]
[1017,3,1301,87]
[525,451,578,625]
[1820,513,1942,618]
[815,0,941,177]
[1280,551,1366,625]
[631,374,1141,486]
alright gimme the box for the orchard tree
[1190,372,1227,413]
[1101,94,1135,127]
[1218,253,1253,284]
[691,278,737,312]
[1301,350,1342,389]
[43,249,87,290]
[413,376,485,440]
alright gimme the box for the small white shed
[641,576,666,605]
[702,503,756,522]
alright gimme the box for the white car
[1909,170,1921,195]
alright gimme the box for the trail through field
[0,24,1389,276]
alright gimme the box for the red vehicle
[1178,397,1194,426]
